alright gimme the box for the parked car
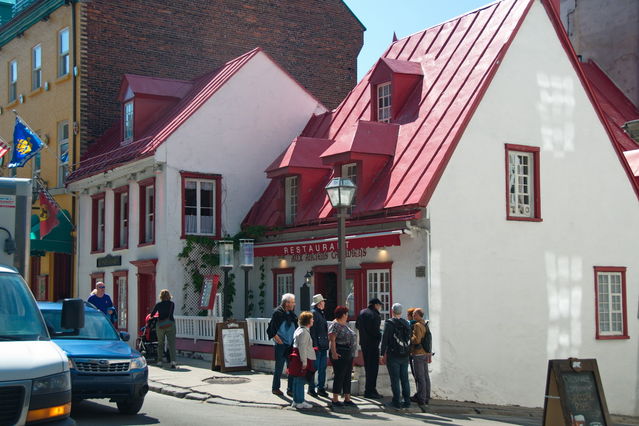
[38,302,148,414]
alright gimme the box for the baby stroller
[135,313,169,363]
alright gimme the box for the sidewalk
[147,356,545,419]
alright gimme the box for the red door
[137,273,156,328]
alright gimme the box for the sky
[343,0,494,80]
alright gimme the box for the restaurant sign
[254,230,402,257]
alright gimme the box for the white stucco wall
[73,50,325,337]
[427,1,639,416]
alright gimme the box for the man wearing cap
[308,294,329,397]
[356,297,384,399]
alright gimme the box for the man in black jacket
[267,293,297,396]
[308,294,329,397]
[356,298,383,399]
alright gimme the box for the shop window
[506,144,541,221]
[377,82,391,123]
[362,264,392,320]
[273,268,294,307]
[91,193,105,252]
[594,267,629,339]
[58,28,70,77]
[139,178,155,245]
[113,186,129,249]
[32,44,41,91]
[8,60,17,103]
[284,176,298,225]
[181,172,221,237]
[113,271,128,331]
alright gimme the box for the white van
[0,265,77,426]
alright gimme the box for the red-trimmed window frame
[180,172,222,239]
[112,270,128,331]
[138,177,155,247]
[272,267,295,308]
[113,185,129,250]
[123,99,134,141]
[360,262,393,320]
[594,266,629,340]
[283,175,300,226]
[91,192,106,253]
[90,272,105,291]
[505,144,542,222]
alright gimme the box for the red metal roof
[265,137,333,176]
[245,0,536,227]
[580,61,639,153]
[117,74,194,101]
[67,48,262,183]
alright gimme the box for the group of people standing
[267,293,432,410]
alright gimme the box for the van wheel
[116,396,145,414]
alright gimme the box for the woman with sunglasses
[87,281,114,317]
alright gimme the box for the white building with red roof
[66,48,325,341]
[243,0,639,415]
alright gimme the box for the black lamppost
[240,239,254,318]
[219,240,234,321]
[324,178,357,295]
[300,271,313,311]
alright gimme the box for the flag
[0,137,9,160]
[39,190,60,239]
[9,117,45,168]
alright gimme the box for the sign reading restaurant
[253,230,403,257]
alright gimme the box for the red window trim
[593,266,629,340]
[122,99,134,141]
[113,185,129,250]
[90,272,105,291]
[504,144,542,222]
[282,174,300,227]
[360,262,393,317]
[272,267,295,307]
[370,81,392,122]
[138,177,155,247]
[112,270,128,331]
[91,193,106,254]
[180,171,222,240]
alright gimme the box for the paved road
[71,392,541,425]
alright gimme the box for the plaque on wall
[96,254,122,268]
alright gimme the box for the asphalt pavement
[71,391,543,425]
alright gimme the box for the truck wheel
[116,396,145,415]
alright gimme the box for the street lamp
[240,239,254,318]
[218,240,234,321]
[324,177,356,298]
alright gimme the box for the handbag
[287,347,305,377]
[157,303,174,329]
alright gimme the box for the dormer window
[377,83,391,123]
[123,101,134,140]
[341,162,358,212]
[284,175,298,225]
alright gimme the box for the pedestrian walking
[380,303,412,409]
[410,308,432,409]
[309,294,329,397]
[266,293,297,396]
[151,289,177,369]
[87,282,114,316]
[355,298,383,399]
[328,306,357,408]
[406,307,417,402]
[290,311,316,409]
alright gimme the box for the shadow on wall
[536,72,576,159]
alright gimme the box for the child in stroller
[135,313,170,364]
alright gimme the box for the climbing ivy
[178,226,270,318]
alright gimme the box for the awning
[254,229,403,257]
[30,210,73,255]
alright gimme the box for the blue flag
[9,117,45,168]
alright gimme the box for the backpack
[388,318,411,356]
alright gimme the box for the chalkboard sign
[543,358,611,426]
[212,321,251,372]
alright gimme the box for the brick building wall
[80,0,364,149]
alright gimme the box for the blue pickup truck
[37,302,148,415]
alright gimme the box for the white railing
[245,318,368,347]
[246,318,272,345]
[175,315,221,341]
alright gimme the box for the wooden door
[137,273,156,328]
[53,253,72,301]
